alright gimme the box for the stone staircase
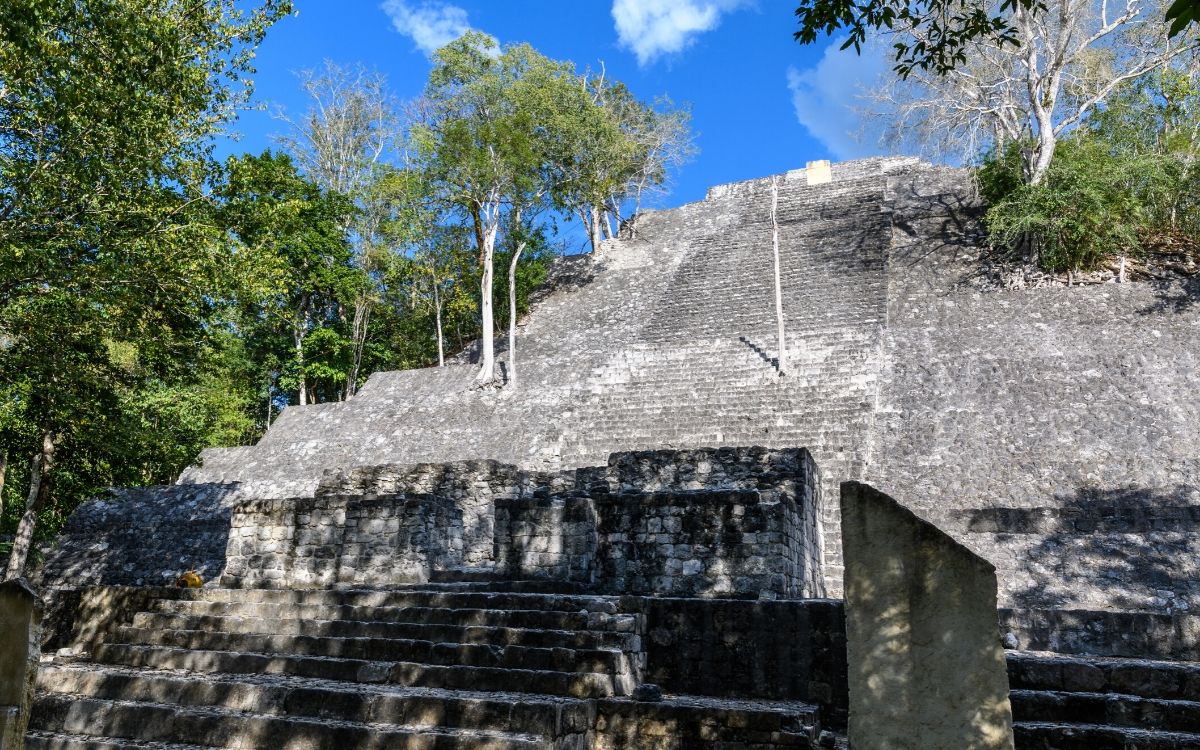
[1008,650,1200,749]
[28,584,837,749]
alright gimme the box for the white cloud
[612,0,749,66]
[381,0,470,56]
[786,40,890,160]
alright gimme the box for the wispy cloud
[786,40,889,160]
[380,0,470,57]
[612,0,750,66]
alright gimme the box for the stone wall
[494,496,597,583]
[593,490,810,598]
[636,597,848,724]
[222,493,462,588]
[43,448,821,599]
[494,447,823,598]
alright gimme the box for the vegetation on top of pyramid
[796,0,1200,275]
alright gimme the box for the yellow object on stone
[175,570,202,588]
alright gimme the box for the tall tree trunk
[507,240,527,389]
[771,177,788,376]
[432,273,445,368]
[600,210,614,241]
[587,205,603,252]
[346,292,371,399]
[294,329,308,407]
[476,208,499,385]
[5,431,55,581]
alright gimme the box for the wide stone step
[1011,689,1200,733]
[26,729,212,750]
[36,662,593,737]
[31,693,550,750]
[111,627,628,674]
[132,606,629,633]
[1007,651,1200,702]
[593,695,826,750]
[92,644,624,698]
[125,613,636,651]
[153,591,619,615]
[1013,721,1200,750]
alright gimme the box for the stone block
[841,481,1014,750]
[0,578,44,750]
[806,160,832,186]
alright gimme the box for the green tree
[415,32,556,385]
[219,151,360,407]
[980,56,1200,271]
[0,0,289,578]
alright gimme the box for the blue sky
[220,1,889,227]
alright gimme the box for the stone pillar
[0,578,44,750]
[840,481,1014,750]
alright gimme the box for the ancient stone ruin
[23,157,1200,748]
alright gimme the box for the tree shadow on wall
[962,484,1200,612]
[889,192,988,271]
[38,482,240,590]
[1138,276,1200,315]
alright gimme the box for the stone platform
[31,583,847,749]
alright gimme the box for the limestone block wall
[593,490,811,599]
[43,448,822,597]
[493,496,598,583]
[495,447,823,598]
[222,494,462,588]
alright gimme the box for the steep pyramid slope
[178,157,919,589]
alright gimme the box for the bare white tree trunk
[507,239,527,388]
[476,205,500,385]
[346,291,371,399]
[5,431,54,581]
[432,273,445,367]
[294,330,308,406]
[771,177,788,376]
[587,205,603,252]
[875,0,1192,183]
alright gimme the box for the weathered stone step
[111,627,629,674]
[1013,721,1200,750]
[593,695,826,749]
[1011,689,1200,733]
[155,591,619,614]
[36,662,593,738]
[126,613,637,650]
[132,605,632,633]
[31,693,551,750]
[1007,651,1200,702]
[92,644,624,698]
[216,580,591,595]
[26,729,212,750]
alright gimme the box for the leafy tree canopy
[794,0,1199,76]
